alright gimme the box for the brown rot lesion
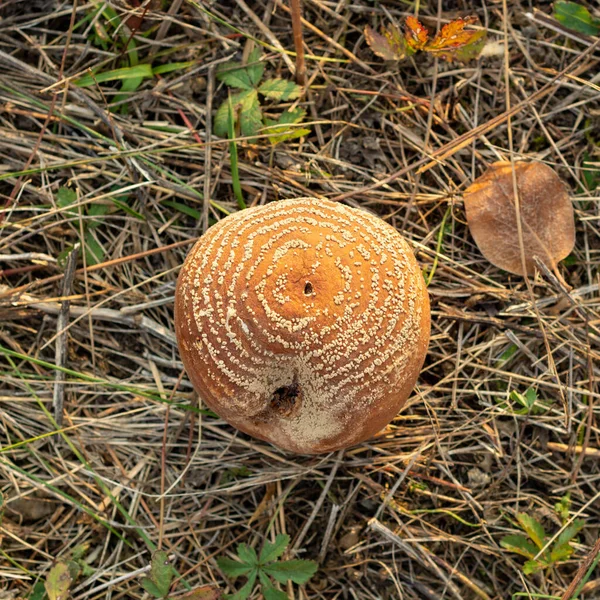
[270,382,302,417]
[253,378,303,422]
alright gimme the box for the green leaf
[258,79,302,101]
[214,90,256,138]
[87,203,110,228]
[246,48,264,86]
[161,200,201,220]
[74,64,153,87]
[550,542,575,563]
[523,387,537,408]
[56,187,77,208]
[554,494,571,523]
[265,125,310,145]
[152,61,195,76]
[258,570,273,590]
[28,580,46,600]
[553,1,600,36]
[263,559,318,585]
[45,562,73,600]
[236,544,258,566]
[148,551,174,597]
[550,519,585,562]
[224,569,257,600]
[238,89,262,137]
[214,99,232,138]
[517,514,547,550]
[581,153,600,191]
[263,587,289,600]
[523,559,546,575]
[111,197,145,220]
[263,108,310,144]
[278,108,306,125]
[71,544,89,561]
[141,577,165,598]
[84,231,105,266]
[216,61,253,90]
[217,557,254,579]
[500,534,538,559]
[260,534,290,564]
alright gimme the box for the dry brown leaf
[463,161,575,276]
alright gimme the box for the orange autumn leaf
[404,16,429,51]
[425,16,486,62]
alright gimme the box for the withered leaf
[170,585,221,600]
[404,16,429,52]
[45,563,73,600]
[425,16,486,62]
[364,23,408,61]
[464,161,575,276]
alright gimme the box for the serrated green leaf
[260,534,290,564]
[265,126,311,145]
[500,534,538,559]
[550,542,574,563]
[553,1,600,36]
[278,108,306,125]
[45,562,73,600]
[141,577,165,598]
[214,90,256,138]
[258,570,273,590]
[517,514,547,550]
[71,544,89,561]
[57,187,77,208]
[263,587,289,600]
[224,569,257,600]
[523,559,546,575]
[75,64,153,87]
[552,519,585,556]
[216,61,253,90]
[238,89,262,137]
[262,559,318,585]
[84,231,104,266]
[87,203,110,228]
[258,79,301,101]
[246,48,264,86]
[217,557,254,579]
[236,544,258,566]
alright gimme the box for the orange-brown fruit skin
[175,198,430,454]
[464,161,575,276]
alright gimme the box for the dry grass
[1,0,599,599]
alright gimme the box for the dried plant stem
[290,0,306,86]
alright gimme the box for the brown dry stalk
[289,0,306,86]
